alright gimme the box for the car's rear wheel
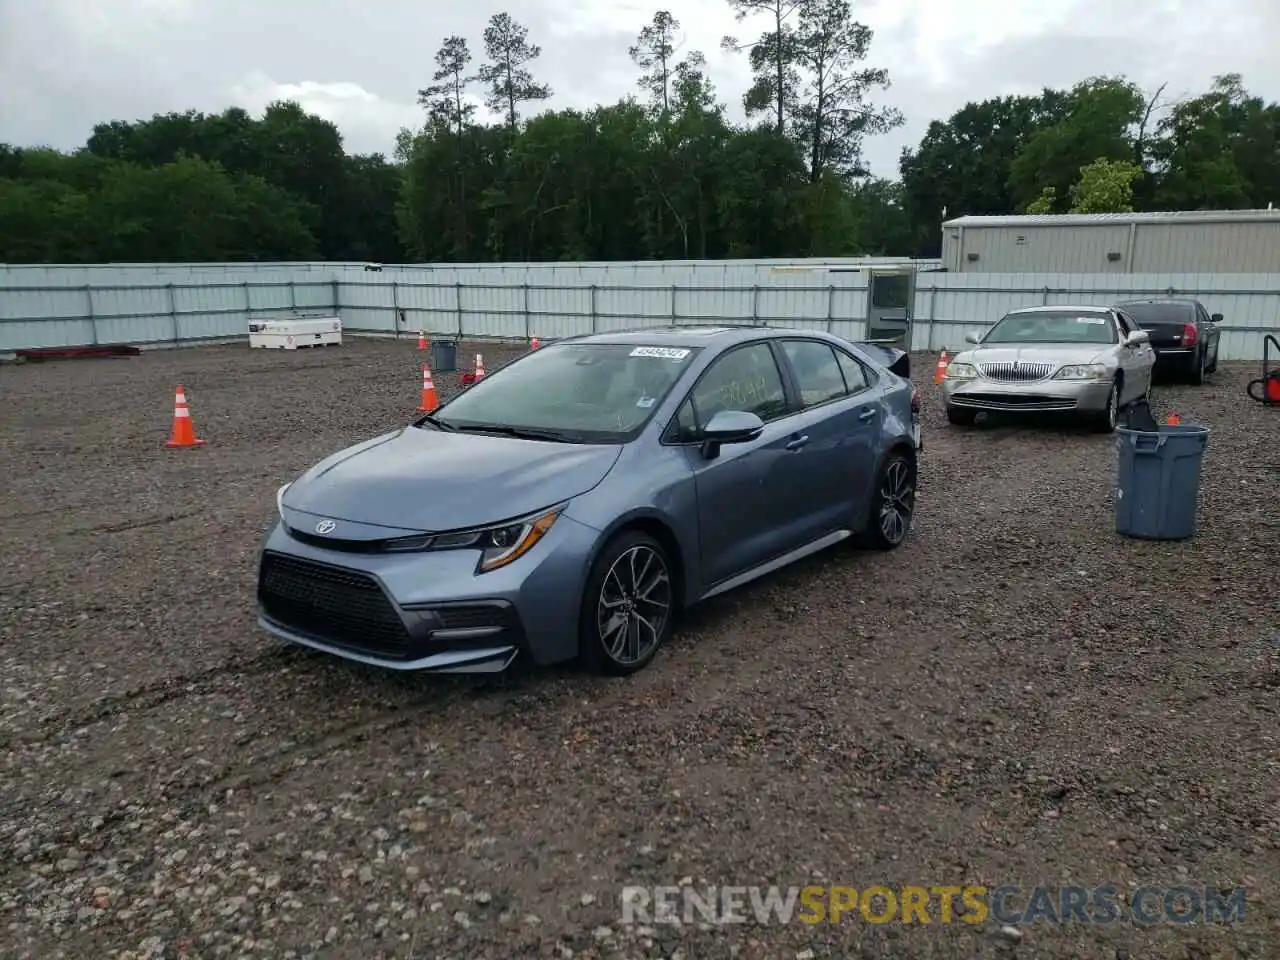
[946,406,976,426]
[580,530,674,676]
[860,450,916,551]
[1188,347,1206,385]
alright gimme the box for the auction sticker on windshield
[1076,317,1107,324]
[630,346,690,360]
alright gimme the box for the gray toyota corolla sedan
[257,325,922,677]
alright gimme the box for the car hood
[957,343,1110,366]
[281,426,623,531]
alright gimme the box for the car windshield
[425,342,700,443]
[982,311,1117,345]
[1117,302,1194,326]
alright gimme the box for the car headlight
[426,506,563,573]
[276,482,291,517]
[1053,364,1108,380]
[944,362,977,380]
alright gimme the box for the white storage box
[248,316,342,349]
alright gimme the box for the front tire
[1093,379,1120,433]
[579,530,674,676]
[860,451,917,551]
[946,406,976,426]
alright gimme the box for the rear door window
[779,339,847,408]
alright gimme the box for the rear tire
[860,450,917,551]
[1188,348,1206,385]
[579,530,674,676]
[946,406,976,426]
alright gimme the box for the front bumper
[255,513,599,672]
[941,376,1114,413]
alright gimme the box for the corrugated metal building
[940,209,1280,273]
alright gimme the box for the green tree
[418,36,477,137]
[1006,76,1145,210]
[630,11,683,115]
[1149,74,1280,209]
[899,92,1070,255]
[477,13,551,130]
[790,0,902,181]
[721,0,802,135]
[1067,158,1143,212]
[88,156,317,261]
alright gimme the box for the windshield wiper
[451,423,583,443]
[416,414,457,432]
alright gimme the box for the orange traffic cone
[1166,412,1181,425]
[934,350,950,385]
[417,363,439,412]
[474,353,486,381]
[530,336,540,350]
[418,331,427,350]
[165,385,205,448]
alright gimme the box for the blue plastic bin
[1114,423,1210,540]
[430,337,458,373]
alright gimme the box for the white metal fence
[2,263,1278,360]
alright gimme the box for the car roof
[557,324,839,349]
[1005,304,1113,315]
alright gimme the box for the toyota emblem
[315,519,336,535]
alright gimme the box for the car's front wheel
[579,530,675,676]
[860,450,917,551]
[1092,379,1120,433]
[946,406,976,426]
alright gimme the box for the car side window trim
[775,338,847,412]
[660,339,799,446]
[774,337,879,413]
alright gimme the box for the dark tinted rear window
[1119,302,1195,325]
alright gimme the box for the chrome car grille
[979,361,1054,382]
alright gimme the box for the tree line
[1,2,1277,265]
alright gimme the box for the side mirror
[700,410,764,459]
[964,332,981,345]
[1211,313,1222,323]
[1127,329,1150,345]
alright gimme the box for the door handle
[785,435,809,451]
[858,407,877,422]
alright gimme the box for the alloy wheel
[878,457,915,546]
[596,544,672,666]
[1106,385,1118,428]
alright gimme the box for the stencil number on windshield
[630,346,690,360]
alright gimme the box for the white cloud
[229,72,425,152]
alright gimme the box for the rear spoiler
[857,341,910,379]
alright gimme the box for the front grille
[286,527,434,554]
[287,529,386,553]
[952,393,1077,411]
[258,552,411,658]
[979,361,1054,382]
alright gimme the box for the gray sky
[2,0,1277,178]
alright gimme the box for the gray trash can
[1115,423,1210,540]
[430,337,458,373]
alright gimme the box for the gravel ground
[1,337,1277,960]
